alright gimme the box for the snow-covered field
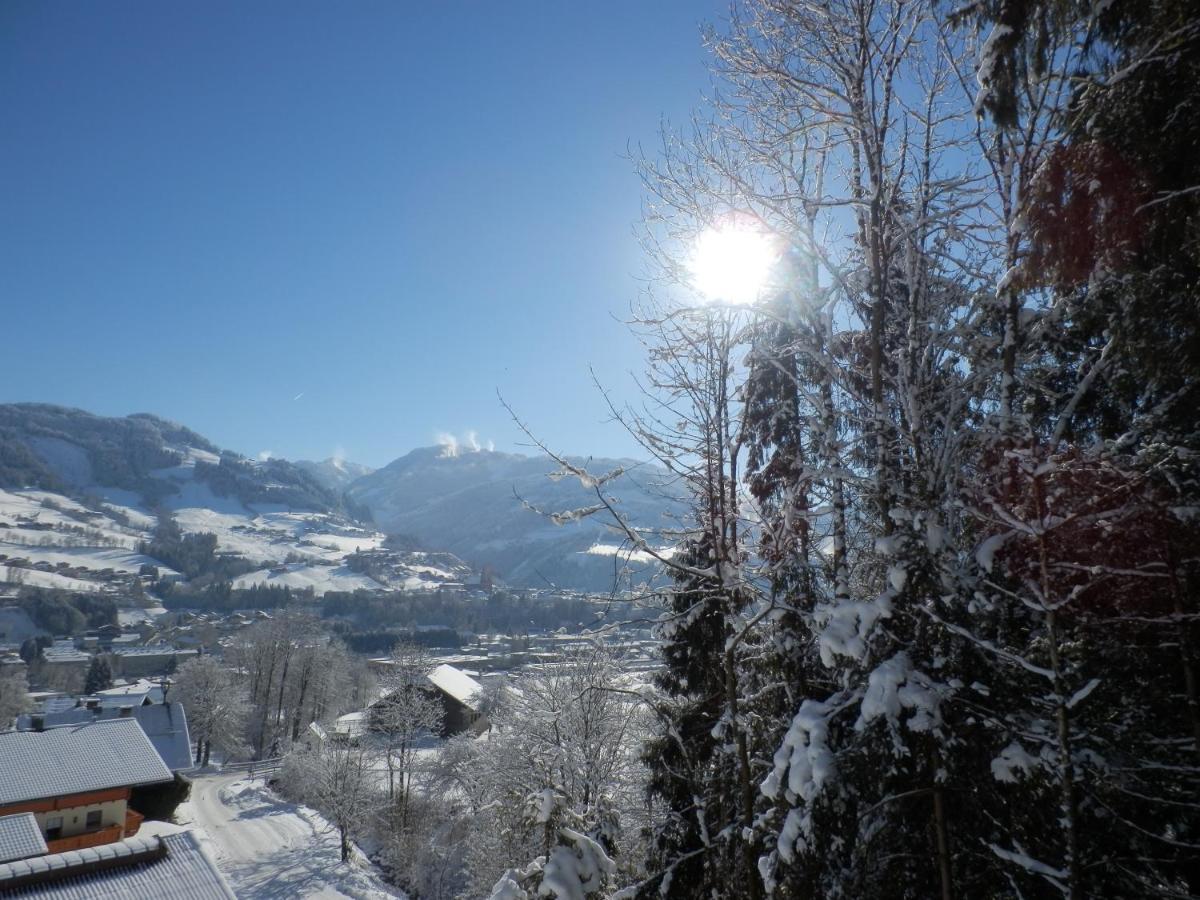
[0,564,99,591]
[232,564,385,594]
[0,457,465,597]
[0,541,172,575]
[176,772,406,900]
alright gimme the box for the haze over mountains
[0,404,678,592]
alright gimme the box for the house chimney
[86,698,100,712]
[118,705,133,718]
[31,715,45,732]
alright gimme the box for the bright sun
[687,220,778,304]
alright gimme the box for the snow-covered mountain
[294,457,375,492]
[0,404,680,595]
[0,404,344,514]
[0,405,467,598]
[345,445,682,591]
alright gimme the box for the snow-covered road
[177,772,405,900]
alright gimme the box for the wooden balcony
[123,808,144,837]
[46,824,122,854]
[42,809,144,853]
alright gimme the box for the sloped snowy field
[0,455,459,596]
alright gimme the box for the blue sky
[0,1,723,467]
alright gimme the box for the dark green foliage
[18,589,116,635]
[0,433,61,490]
[336,628,463,655]
[138,512,218,580]
[83,656,112,694]
[193,453,343,514]
[129,773,192,822]
[160,581,300,612]
[638,537,735,899]
[0,404,216,499]
[18,635,51,663]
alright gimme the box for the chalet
[16,701,194,772]
[0,831,235,898]
[306,663,488,751]
[0,719,172,853]
[427,664,486,736]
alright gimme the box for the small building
[111,645,198,678]
[39,641,90,670]
[92,678,168,707]
[300,721,328,753]
[0,831,235,898]
[427,664,486,736]
[0,718,173,853]
[331,710,368,742]
[307,663,488,752]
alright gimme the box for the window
[45,816,62,840]
[86,810,102,828]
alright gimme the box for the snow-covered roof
[40,641,89,664]
[112,644,198,659]
[0,814,46,864]
[95,679,167,703]
[0,719,173,806]
[16,703,193,772]
[333,711,368,738]
[0,831,235,899]
[428,664,482,710]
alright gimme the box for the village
[0,587,660,898]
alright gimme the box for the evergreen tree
[83,656,112,695]
[638,535,733,897]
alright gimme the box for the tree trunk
[933,786,953,900]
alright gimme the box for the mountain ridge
[0,404,677,591]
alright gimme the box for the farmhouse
[0,718,172,852]
[307,663,488,750]
[427,663,486,736]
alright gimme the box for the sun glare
[688,221,778,305]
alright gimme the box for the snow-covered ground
[176,771,406,900]
[232,564,385,594]
[0,541,173,575]
[0,564,99,591]
[0,468,464,597]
